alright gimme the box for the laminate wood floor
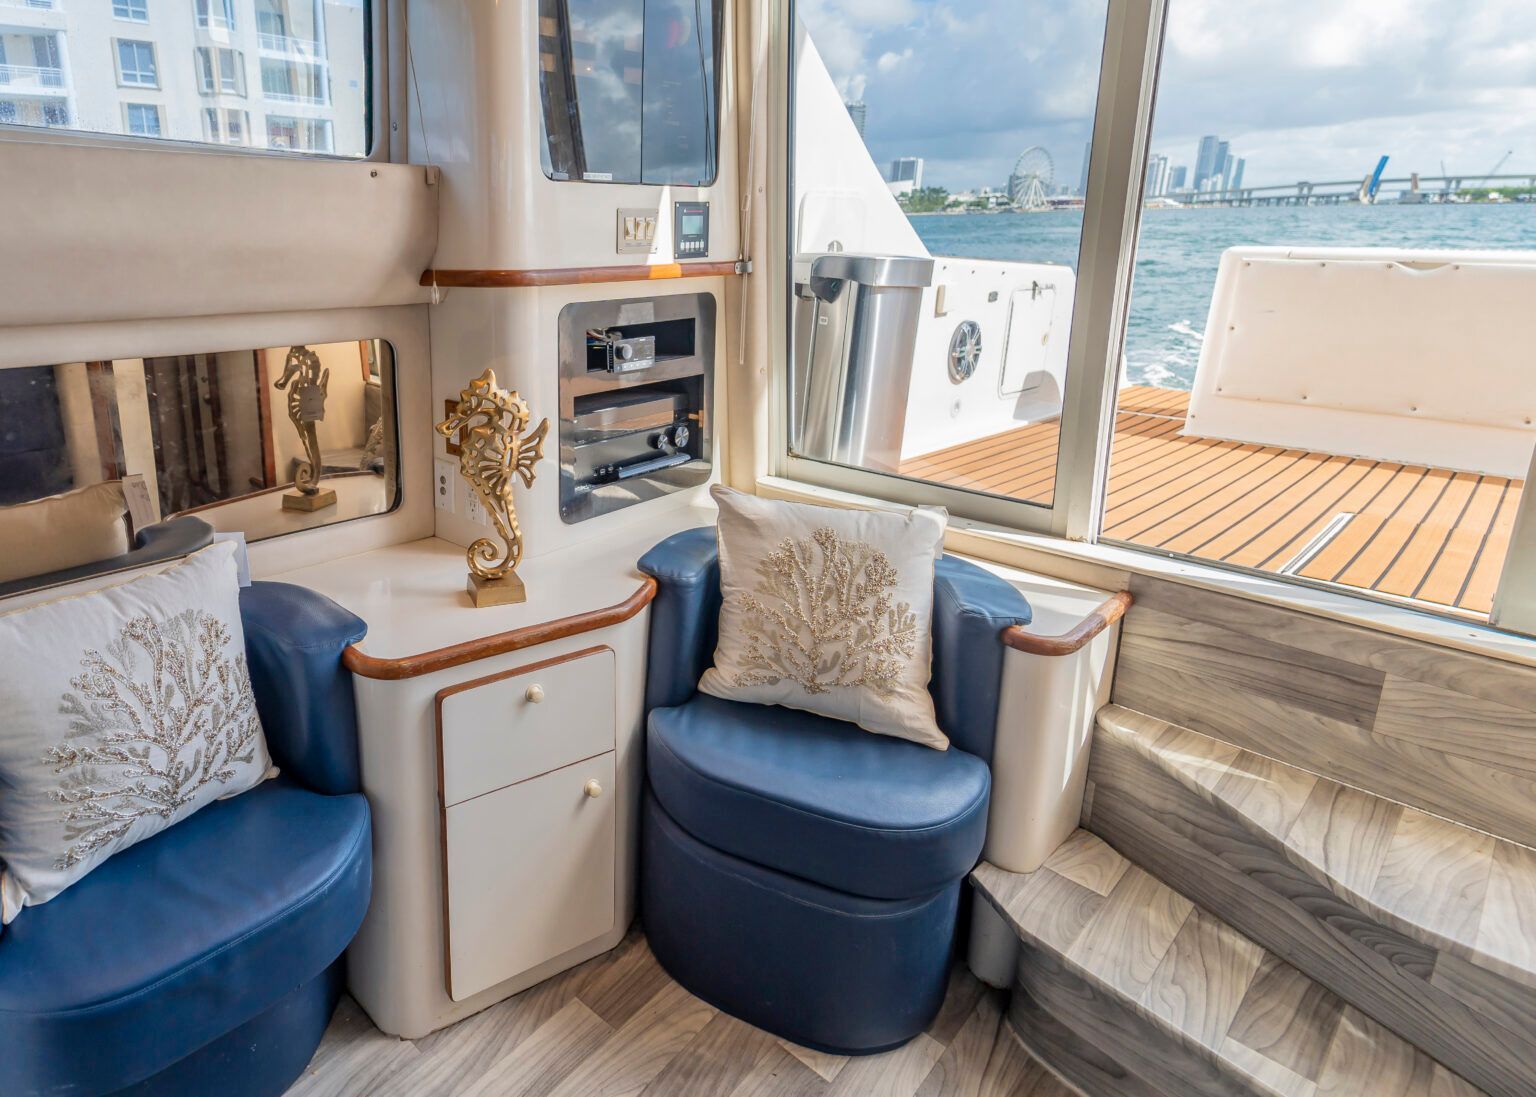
[973,833,1486,1096]
[287,930,1079,1097]
[899,387,1521,620]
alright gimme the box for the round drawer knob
[583,779,603,799]
[525,684,545,704]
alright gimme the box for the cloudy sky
[799,0,1536,192]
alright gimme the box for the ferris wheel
[1008,147,1055,211]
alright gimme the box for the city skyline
[800,0,1536,193]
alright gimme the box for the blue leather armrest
[0,515,214,600]
[931,555,1032,763]
[240,582,368,795]
[638,527,721,712]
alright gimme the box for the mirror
[0,339,399,545]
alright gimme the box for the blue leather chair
[0,581,373,1097]
[637,527,1031,1054]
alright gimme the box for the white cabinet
[437,646,616,805]
[436,645,619,1001]
[443,752,617,1000]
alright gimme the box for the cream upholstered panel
[1213,256,1536,430]
[0,139,437,329]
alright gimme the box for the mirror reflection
[0,339,399,549]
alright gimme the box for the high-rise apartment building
[0,0,367,155]
[1194,135,1220,190]
[889,156,923,190]
[1168,165,1188,192]
[844,99,866,138]
[1145,153,1168,197]
[1078,141,1091,197]
[1230,157,1246,193]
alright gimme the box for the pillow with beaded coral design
[699,485,950,749]
[0,541,272,926]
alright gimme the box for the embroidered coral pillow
[0,542,272,924]
[700,486,950,749]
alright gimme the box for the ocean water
[911,204,1536,390]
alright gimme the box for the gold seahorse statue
[436,368,548,605]
[274,345,336,511]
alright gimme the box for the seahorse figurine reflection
[435,368,549,581]
[273,345,329,495]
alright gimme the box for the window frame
[778,0,1167,541]
[772,0,1536,640]
[114,38,159,88]
[197,45,247,96]
[122,102,162,137]
[194,0,237,32]
[113,0,149,23]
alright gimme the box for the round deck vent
[948,321,983,383]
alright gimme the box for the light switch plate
[434,459,456,513]
[616,208,659,254]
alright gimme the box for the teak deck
[901,386,1524,619]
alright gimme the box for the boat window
[786,0,1111,511]
[0,340,400,546]
[0,1,370,157]
[1102,0,1536,626]
[538,0,723,185]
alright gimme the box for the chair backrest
[930,554,1033,762]
[240,581,368,795]
[639,528,1033,762]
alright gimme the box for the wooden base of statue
[468,570,527,607]
[283,488,338,512]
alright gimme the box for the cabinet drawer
[437,646,615,807]
[443,751,617,1001]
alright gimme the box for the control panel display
[674,201,710,258]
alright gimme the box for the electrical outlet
[434,459,456,513]
[464,490,487,527]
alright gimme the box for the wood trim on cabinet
[434,644,612,1002]
[1002,591,1132,657]
[419,261,743,289]
[341,576,657,680]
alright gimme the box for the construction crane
[1472,150,1514,193]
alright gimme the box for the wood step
[972,835,1481,1097]
[1087,705,1536,1097]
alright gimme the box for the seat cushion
[0,778,370,1097]
[647,694,990,899]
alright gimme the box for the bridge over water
[1165,173,1536,207]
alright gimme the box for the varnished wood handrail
[420,261,744,289]
[1002,590,1132,657]
[342,577,658,680]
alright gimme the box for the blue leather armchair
[637,527,1031,1055]
[0,581,373,1097]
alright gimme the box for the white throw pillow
[0,480,130,584]
[700,486,950,749]
[0,541,272,924]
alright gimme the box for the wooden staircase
[969,576,1536,1096]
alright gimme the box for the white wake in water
[1125,320,1205,390]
